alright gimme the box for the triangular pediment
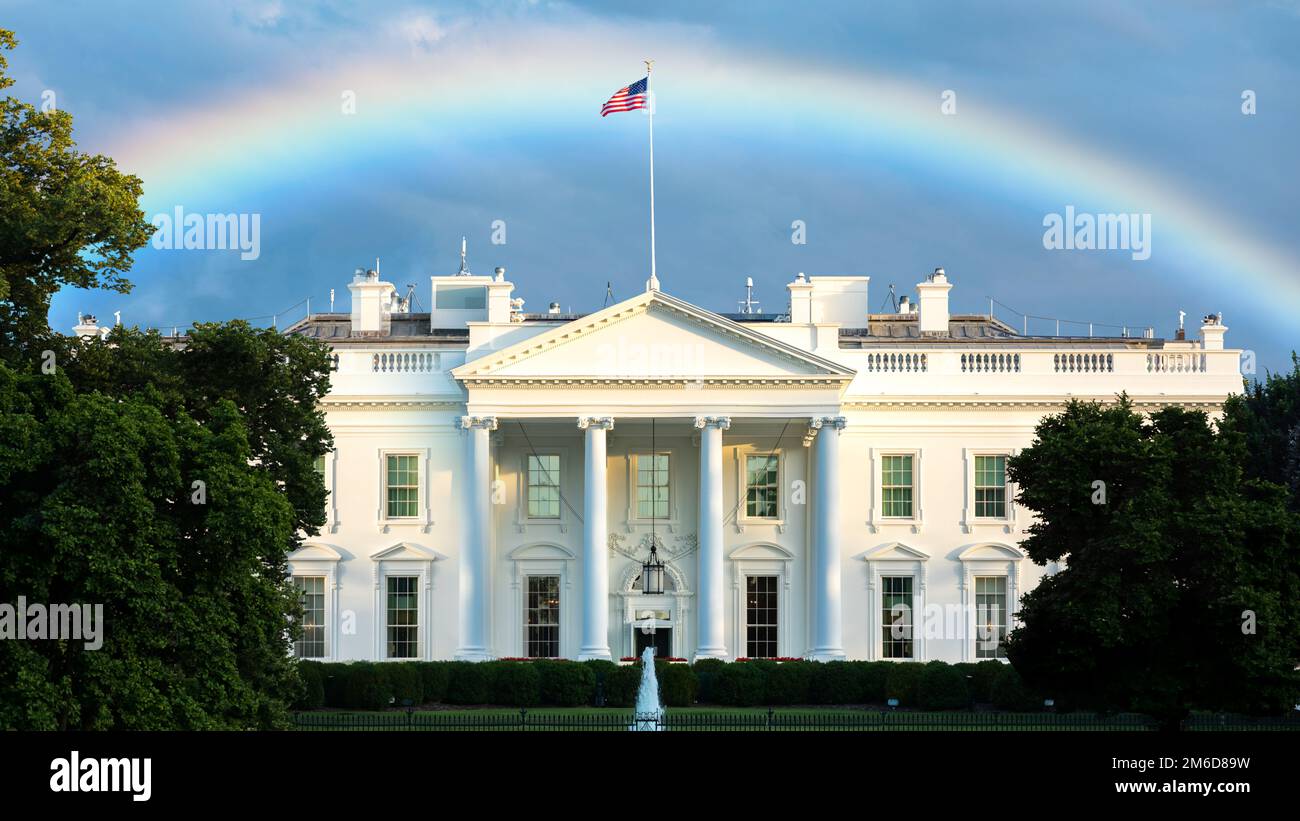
[862,542,930,562]
[371,542,446,562]
[452,290,855,384]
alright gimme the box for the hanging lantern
[642,543,665,596]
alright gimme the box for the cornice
[459,375,852,388]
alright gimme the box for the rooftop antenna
[404,283,423,312]
[737,276,762,314]
[603,281,616,308]
[113,310,121,326]
[458,236,471,276]
[877,283,899,313]
[375,257,380,276]
[330,288,335,312]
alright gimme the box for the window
[385,454,419,519]
[636,454,670,519]
[975,455,1008,518]
[527,454,561,519]
[745,454,779,519]
[435,283,486,309]
[880,576,914,659]
[293,576,326,659]
[386,575,419,659]
[974,576,1008,659]
[881,454,915,518]
[746,576,779,659]
[526,576,561,658]
[313,453,326,478]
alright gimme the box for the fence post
[767,707,775,731]
[519,707,527,730]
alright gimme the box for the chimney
[1199,313,1227,350]
[548,302,562,315]
[898,295,912,315]
[916,267,952,336]
[787,272,813,324]
[348,267,397,336]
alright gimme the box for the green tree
[0,325,333,729]
[0,32,334,728]
[0,30,153,358]
[1004,397,1300,720]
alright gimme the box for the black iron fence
[289,709,1299,732]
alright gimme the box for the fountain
[631,645,664,731]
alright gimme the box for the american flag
[601,77,649,117]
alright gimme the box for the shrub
[582,660,621,707]
[991,665,1040,712]
[319,663,349,707]
[342,662,392,710]
[766,662,814,705]
[295,661,326,709]
[859,662,891,704]
[416,662,450,704]
[692,658,728,703]
[603,663,642,708]
[955,660,1004,704]
[810,661,862,704]
[444,662,493,705]
[491,662,541,707]
[712,662,766,706]
[536,661,595,707]
[884,662,924,707]
[917,661,970,710]
[656,662,698,707]
[386,663,423,705]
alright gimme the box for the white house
[270,261,1240,664]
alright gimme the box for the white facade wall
[287,272,1240,664]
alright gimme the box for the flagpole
[646,58,659,292]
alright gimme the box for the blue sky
[4,0,1298,372]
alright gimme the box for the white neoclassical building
[274,261,1241,664]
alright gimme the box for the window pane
[386,454,419,518]
[746,576,779,658]
[745,454,779,519]
[636,454,670,519]
[526,576,560,658]
[974,576,1008,659]
[293,576,326,659]
[974,455,1007,518]
[435,283,487,309]
[881,454,914,518]
[527,454,561,519]
[386,576,419,659]
[881,575,914,659]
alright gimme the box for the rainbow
[104,21,1298,335]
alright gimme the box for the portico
[449,289,855,661]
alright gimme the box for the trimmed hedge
[656,661,698,707]
[917,660,970,710]
[294,658,1052,712]
[537,660,595,707]
[990,664,1040,711]
[884,661,924,707]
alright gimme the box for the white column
[456,415,497,661]
[694,415,730,659]
[578,416,614,660]
[809,416,847,661]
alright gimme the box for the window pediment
[957,542,1025,562]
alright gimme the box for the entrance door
[634,628,672,659]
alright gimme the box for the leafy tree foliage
[1005,397,1300,718]
[0,32,333,728]
[0,325,333,729]
[0,30,153,357]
